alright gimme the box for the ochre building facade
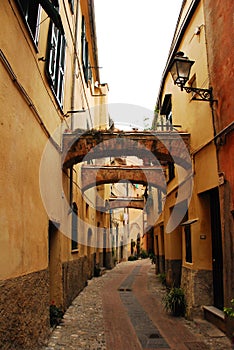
[0,0,109,348]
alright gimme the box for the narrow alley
[43,259,232,350]
[1,2,234,348]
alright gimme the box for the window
[160,94,172,130]
[16,0,41,44]
[71,202,78,250]
[182,211,192,263]
[85,203,89,218]
[168,161,175,182]
[185,225,192,263]
[46,21,66,108]
[81,16,89,83]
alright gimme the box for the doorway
[48,221,62,305]
[209,188,224,310]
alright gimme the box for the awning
[39,0,64,35]
[180,218,198,226]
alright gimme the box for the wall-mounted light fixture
[170,52,213,102]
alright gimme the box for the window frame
[16,0,41,46]
[185,225,192,263]
[46,21,66,109]
[160,94,173,131]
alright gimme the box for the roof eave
[156,0,201,108]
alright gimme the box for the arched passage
[108,197,144,210]
[62,129,190,169]
[81,165,166,192]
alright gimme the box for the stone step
[203,305,226,333]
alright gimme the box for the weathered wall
[158,255,166,275]
[0,269,49,349]
[62,255,91,309]
[204,0,234,130]
[181,267,213,319]
[155,1,220,319]
[0,1,109,349]
[165,259,182,287]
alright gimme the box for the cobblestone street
[43,259,233,350]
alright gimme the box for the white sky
[94,0,183,128]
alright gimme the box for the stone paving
[43,276,107,350]
[42,259,233,350]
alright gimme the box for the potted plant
[50,301,64,327]
[162,287,187,317]
[158,273,167,286]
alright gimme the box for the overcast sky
[94,0,183,128]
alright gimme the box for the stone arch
[81,165,165,192]
[108,198,144,210]
[62,130,190,169]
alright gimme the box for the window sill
[71,249,79,254]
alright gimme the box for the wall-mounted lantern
[170,52,213,102]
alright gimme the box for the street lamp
[169,52,213,102]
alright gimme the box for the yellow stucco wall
[156,1,218,273]
[0,0,109,282]
[0,63,49,279]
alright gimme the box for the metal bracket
[183,86,213,102]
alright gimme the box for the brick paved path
[43,259,232,350]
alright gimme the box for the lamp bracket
[183,86,213,102]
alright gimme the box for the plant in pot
[158,273,167,286]
[50,301,64,327]
[162,287,187,317]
